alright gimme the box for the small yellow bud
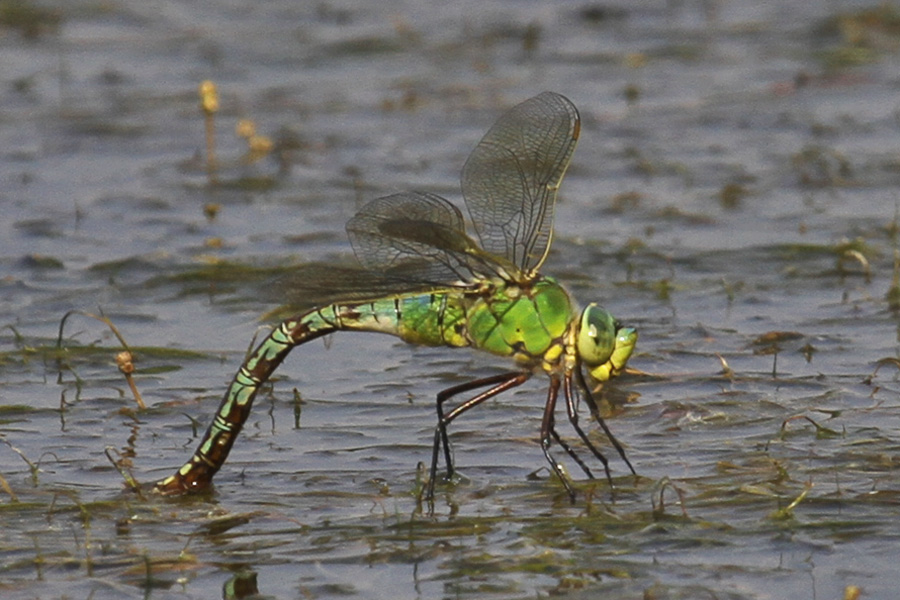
[199,80,219,115]
[248,135,273,155]
[115,351,134,375]
[235,118,256,139]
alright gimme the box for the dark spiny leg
[576,368,636,475]
[435,376,511,481]
[433,372,530,479]
[429,371,530,500]
[549,425,594,479]
[563,372,612,485]
[540,375,576,502]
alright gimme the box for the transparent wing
[267,262,456,317]
[346,191,512,284]
[461,91,580,277]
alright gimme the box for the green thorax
[319,277,576,369]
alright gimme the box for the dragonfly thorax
[463,277,574,363]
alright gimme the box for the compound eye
[577,304,617,366]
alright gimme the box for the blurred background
[1,1,898,599]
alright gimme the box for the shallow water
[2,1,900,598]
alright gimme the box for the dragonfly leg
[540,375,577,502]
[549,425,595,480]
[428,371,531,500]
[562,372,612,485]
[575,368,636,475]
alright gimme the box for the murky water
[2,1,900,598]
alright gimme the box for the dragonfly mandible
[155,91,638,502]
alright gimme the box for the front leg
[575,368,636,476]
[561,371,611,485]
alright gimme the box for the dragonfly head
[577,303,638,382]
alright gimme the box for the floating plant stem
[1,435,41,486]
[768,482,812,520]
[105,446,144,497]
[0,472,17,502]
[57,310,145,410]
[651,476,688,519]
[115,351,145,409]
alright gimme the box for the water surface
[1,1,899,598]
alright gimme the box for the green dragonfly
[155,91,638,502]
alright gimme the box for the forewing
[461,91,580,276]
[346,191,491,284]
[266,262,456,318]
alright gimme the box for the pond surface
[2,1,900,598]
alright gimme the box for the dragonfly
[155,91,638,502]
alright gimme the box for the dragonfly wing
[346,191,491,284]
[461,91,580,276]
[270,263,456,315]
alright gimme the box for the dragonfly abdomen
[156,312,338,494]
[327,293,472,349]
